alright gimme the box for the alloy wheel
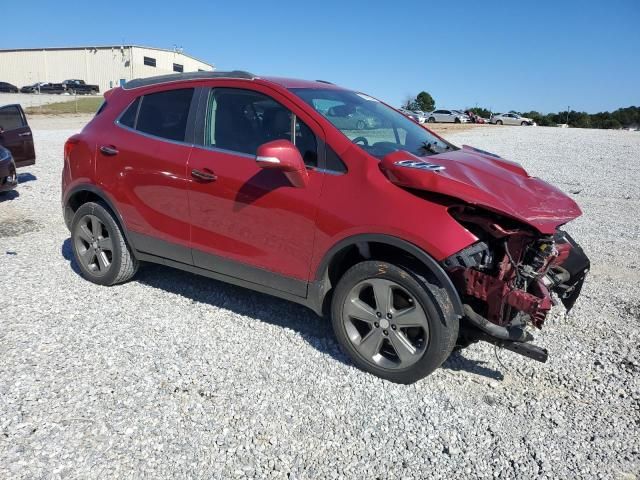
[74,214,114,276]
[342,278,429,369]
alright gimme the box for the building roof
[0,45,213,68]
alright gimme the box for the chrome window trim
[113,90,196,148]
[114,120,195,148]
[191,143,256,160]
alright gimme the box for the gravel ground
[0,122,638,479]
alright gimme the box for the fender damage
[380,146,590,362]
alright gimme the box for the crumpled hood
[380,145,582,234]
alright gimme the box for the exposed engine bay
[443,206,590,361]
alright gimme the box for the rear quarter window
[119,97,140,128]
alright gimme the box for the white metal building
[0,45,214,93]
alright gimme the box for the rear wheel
[331,261,459,384]
[71,202,138,286]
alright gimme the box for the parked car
[490,112,535,126]
[37,83,67,94]
[0,145,17,193]
[62,71,589,384]
[426,109,470,123]
[20,82,46,94]
[0,104,35,168]
[62,79,100,95]
[464,110,487,124]
[398,108,426,124]
[325,104,378,129]
[0,82,19,93]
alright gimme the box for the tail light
[64,135,81,161]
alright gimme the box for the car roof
[122,71,347,91]
[260,76,344,90]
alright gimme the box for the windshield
[290,88,455,159]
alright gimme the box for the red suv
[62,72,589,383]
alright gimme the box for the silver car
[490,112,535,126]
[398,108,426,124]
[325,105,379,129]
[426,109,470,123]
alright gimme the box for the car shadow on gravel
[0,190,19,202]
[61,238,504,380]
[17,172,37,184]
[441,352,504,380]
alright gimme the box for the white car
[426,109,470,123]
[398,108,427,124]
[490,113,535,126]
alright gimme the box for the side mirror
[255,139,308,188]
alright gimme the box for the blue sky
[3,0,638,113]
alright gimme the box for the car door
[187,85,325,296]
[97,87,196,263]
[440,110,453,122]
[0,104,35,167]
[504,114,516,125]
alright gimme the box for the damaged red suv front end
[381,145,590,362]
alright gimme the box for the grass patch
[25,97,103,115]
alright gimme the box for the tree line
[509,106,640,129]
[403,92,639,129]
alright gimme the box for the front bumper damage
[442,215,590,363]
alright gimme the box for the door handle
[191,169,217,182]
[18,132,32,137]
[99,145,119,156]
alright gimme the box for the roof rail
[315,79,334,85]
[123,70,256,90]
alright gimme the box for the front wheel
[428,117,436,123]
[521,121,528,126]
[71,201,138,286]
[496,120,503,125]
[331,261,459,384]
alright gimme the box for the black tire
[454,117,461,124]
[331,260,459,384]
[356,120,366,130]
[71,201,138,286]
[428,117,436,123]
[521,121,528,126]
[496,120,503,125]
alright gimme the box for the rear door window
[120,89,194,142]
[0,106,26,132]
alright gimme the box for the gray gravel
[1,123,638,479]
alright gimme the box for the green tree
[401,94,419,111]
[415,91,435,112]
